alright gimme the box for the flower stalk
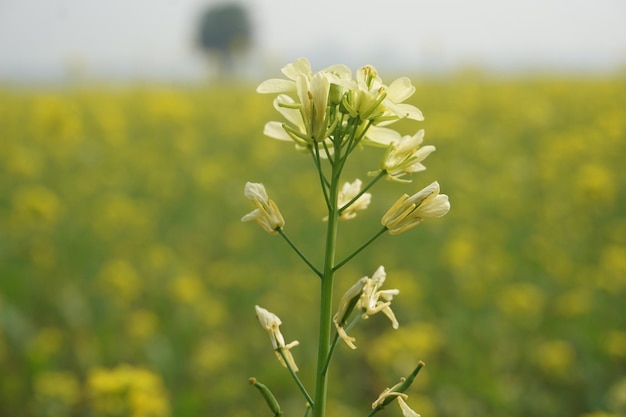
[313,141,343,417]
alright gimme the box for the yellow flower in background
[11,185,63,230]
[29,327,64,360]
[255,305,300,371]
[496,282,546,326]
[382,181,450,234]
[98,259,142,304]
[126,309,159,341]
[605,331,626,359]
[87,364,170,417]
[534,340,575,377]
[242,182,285,235]
[34,371,81,416]
[1,76,624,417]
[169,274,204,305]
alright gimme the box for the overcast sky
[1,0,625,81]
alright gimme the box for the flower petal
[281,57,313,80]
[257,78,297,94]
[386,77,415,102]
[398,397,421,417]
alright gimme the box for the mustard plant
[243,58,450,417]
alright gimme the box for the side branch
[278,229,323,278]
[333,226,388,272]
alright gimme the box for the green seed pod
[249,377,283,416]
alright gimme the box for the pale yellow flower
[241,182,285,235]
[263,95,311,148]
[264,75,336,145]
[259,58,350,146]
[333,277,368,349]
[337,65,423,124]
[372,375,408,408]
[255,305,300,372]
[333,266,399,349]
[256,57,313,94]
[382,181,450,235]
[363,125,402,147]
[357,265,400,327]
[372,382,420,417]
[375,129,436,182]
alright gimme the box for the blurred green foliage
[0,75,625,417]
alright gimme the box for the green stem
[335,121,358,174]
[311,144,331,210]
[278,229,322,278]
[365,407,381,417]
[348,120,372,153]
[334,226,388,272]
[313,150,343,417]
[322,333,340,378]
[277,349,315,407]
[321,314,362,375]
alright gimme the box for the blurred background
[2,0,626,81]
[1,1,625,417]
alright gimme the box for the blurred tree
[196,3,252,78]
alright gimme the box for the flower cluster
[257,58,427,169]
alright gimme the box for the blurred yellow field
[1,75,625,417]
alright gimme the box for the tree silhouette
[196,3,252,78]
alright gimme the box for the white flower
[255,305,300,372]
[382,181,450,235]
[376,130,436,182]
[241,182,285,235]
